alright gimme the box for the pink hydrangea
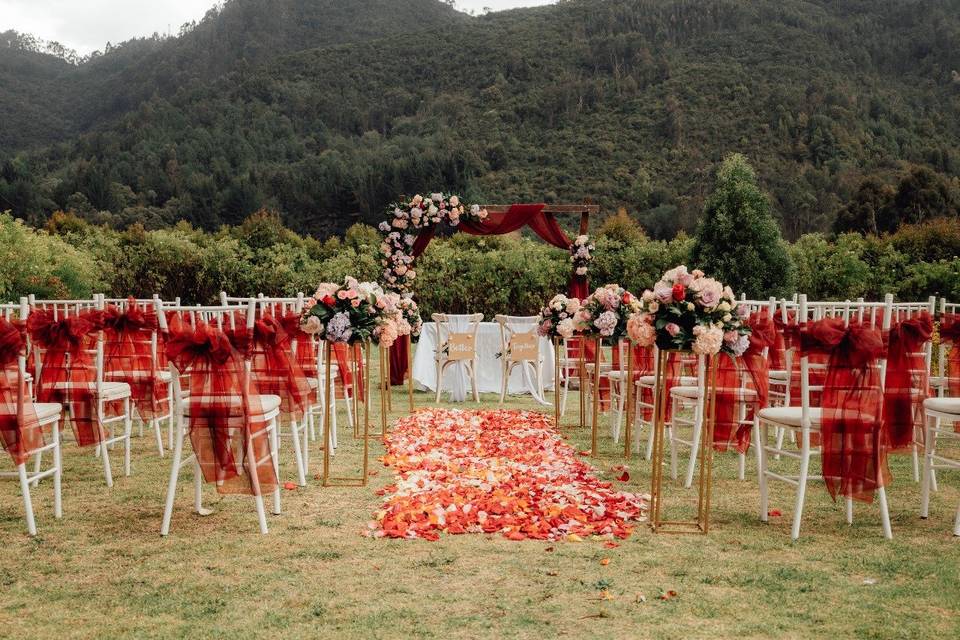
[627,314,655,346]
[692,326,724,355]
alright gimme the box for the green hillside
[1,0,958,238]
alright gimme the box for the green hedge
[2,211,956,312]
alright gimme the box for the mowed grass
[2,358,959,640]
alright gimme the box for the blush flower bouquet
[379,193,488,293]
[627,265,750,356]
[536,294,581,340]
[301,277,395,345]
[574,284,641,342]
[396,295,423,344]
[570,234,594,276]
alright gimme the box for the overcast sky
[1,0,558,55]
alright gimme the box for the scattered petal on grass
[863,578,878,585]
[600,558,611,566]
[635,593,647,603]
[597,590,616,601]
[283,482,297,491]
[768,509,782,517]
[603,541,620,549]
[544,546,555,553]
[658,590,679,600]
[370,409,648,541]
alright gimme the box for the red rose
[671,283,686,302]
[622,292,632,304]
[321,295,336,306]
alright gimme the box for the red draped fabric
[801,319,888,503]
[233,315,312,420]
[27,309,102,447]
[0,318,43,465]
[393,204,589,383]
[882,313,933,451]
[566,337,610,410]
[166,323,276,496]
[713,312,776,453]
[102,300,169,421]
[940,314,960,432]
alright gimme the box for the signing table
[412,322,555,403]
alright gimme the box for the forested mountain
[2,0,959,239]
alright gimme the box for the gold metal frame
[649,349,718,534]
[322,340,370,487]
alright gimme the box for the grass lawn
[2,359,959,640]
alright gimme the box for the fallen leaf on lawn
[658,589,678,600]
[603,542,620,549]
[578,450,591,456]
[283,482,297,490]
[768,509,782,517]
[597,590,616,601]
[566,534,583,542]
[600,558,611,566]
[544,546,555,553]
[546,570,559,577]
[367,470,379,477]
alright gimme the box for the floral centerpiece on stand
[301,277,398,345]
[570,235,594,277]
[574,284,641,343]
[627,265,750,355]
[396,296,423,343]
[379,193,489,293]
[537,294,581,340]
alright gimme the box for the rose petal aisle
[369,408,647,541]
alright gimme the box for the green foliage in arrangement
[691,154,794,298]
[1,0,959,239]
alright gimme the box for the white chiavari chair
[629,348,697,461]
[432,313,483,403]
[0,301,63,536]
[920,299,959,534]
[558,336,590,418]
[28,294,134,487]
[158,300,282,535]
[757,294,893,540]
[494,315,545,403]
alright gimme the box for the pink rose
[666,322,681,337]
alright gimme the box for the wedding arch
[380,196,600,384]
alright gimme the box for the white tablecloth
[412,321,555,403]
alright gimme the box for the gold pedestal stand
[552,336,561,429]
[649,349,718,534]
[322,340,370,487]
[408,335,414,413]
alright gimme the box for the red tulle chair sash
[801,318,889,502]
[166,323,276,496]
[882,314,933,450]
[0,318,43,465]
[26,309,102,446]
[102,300,169,421]
[241,314,311,419]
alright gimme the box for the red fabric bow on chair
[246,314,311,419]
[801,318,889,503]
[26,309,102,446]
[166,323,276,496]
[713,312,776,453]
[0,318,43,465]
[102,300,169,421]
[941,314,960,398]
[882,313,933,451]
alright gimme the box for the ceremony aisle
[370,408,647,541]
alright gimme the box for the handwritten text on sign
[447,333,475,360]
[509,333,538,360]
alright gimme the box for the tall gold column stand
[623,342,635,459]
[578,337,586,428]
[385,348,393,412]
[364,343,387,440]
[323,340,370,487]
[649,350,718,533]
[407,335,414,413]
[553,336,561,429]
[590,337,601,456]
[379,344,389,443]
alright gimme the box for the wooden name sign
[509,332,539,361]
[446,333,475,360]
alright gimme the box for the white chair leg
[499,362,508,404]
[152,418,164,457]
[612,382,624,443]
[560,370,569,417]
[668,422,678,481]
[18,463,37,536]
[877,486,892,539]
[791,432,811,541]
[774,427,784,460]
[290,418,307,487]
[53,424,62,519]
[684,402,703,489]
[759,423,769,522]
[100,439,114,488]
[330,375,339,452]
[953,499,960,537]
[31,449,42,487]
[911,440,920,483]
[435,360,443,404]
[192,456,212,516]
[645,410,656,460]
[738,452,746,481]
[270,418,281,516]
[845,496,854,525]
[920,421,933,519]
[123,397,132,477]
[472,359,480,403]
[160,417,185,536]
[301,411,310,473]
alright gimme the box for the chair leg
[684,401,703,489]
[53,424,62,519]
[100,439,114,488]
[560,371,569,417]
[612,382,624,443]
[152,418,164,457]
[123,397,132,477]
[301,411,310,473]
[270,418,281,516]
[192,455,212,516]
[846,496,854,525]
[18,463,37,536]
[920,420,934,519]
[499,362,508,404]
[31,449,42,487]
[290,417,307,487]
[330,376,339,452]
[953,498,960,537]
[791,431,811,541]
[759,422,769,522]
[435,360,443,404]
[877,486,892,539]
[668,422,678,481]
[160,417,185,536]
[472,359,480,403]
[911,439,920,483]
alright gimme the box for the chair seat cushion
[182,394,281,419]
[671,385,758,400]
[924,397,960,416]
[758,406,821,428]
[638,375,697,387]
[769,369,789,381]
[33,402,62,422]
[306,377,319,390]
